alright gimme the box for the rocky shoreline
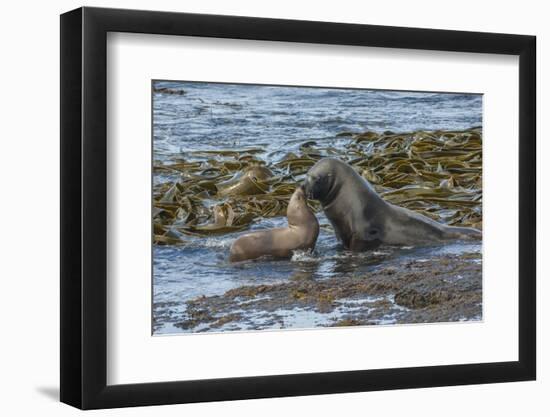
[167,251,482,333]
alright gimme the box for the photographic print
[152,81,482,335]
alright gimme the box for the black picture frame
[60,6,536,410]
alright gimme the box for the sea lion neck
[289,206,316,227]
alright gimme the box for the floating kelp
[153,127,483,244]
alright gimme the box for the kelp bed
[153,127,482,245]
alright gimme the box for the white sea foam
[290,250,318,262]
[200,237,234,249]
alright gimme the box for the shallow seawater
[152,81,482,334]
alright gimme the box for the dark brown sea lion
[303,158,481,251]
[229,186,319,262]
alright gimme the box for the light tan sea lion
[229,186,319,262]
[303,158,481,251]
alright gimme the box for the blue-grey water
[152,81,482,334]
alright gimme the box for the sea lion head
[287,185,315,227]
[303,158,341,204]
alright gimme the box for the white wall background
[0,0,545,415]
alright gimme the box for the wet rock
[174,307,214,330]
[394,289,454,309]
[210,313,242,328]
[331,319,364,327]
[225,285,271,298]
